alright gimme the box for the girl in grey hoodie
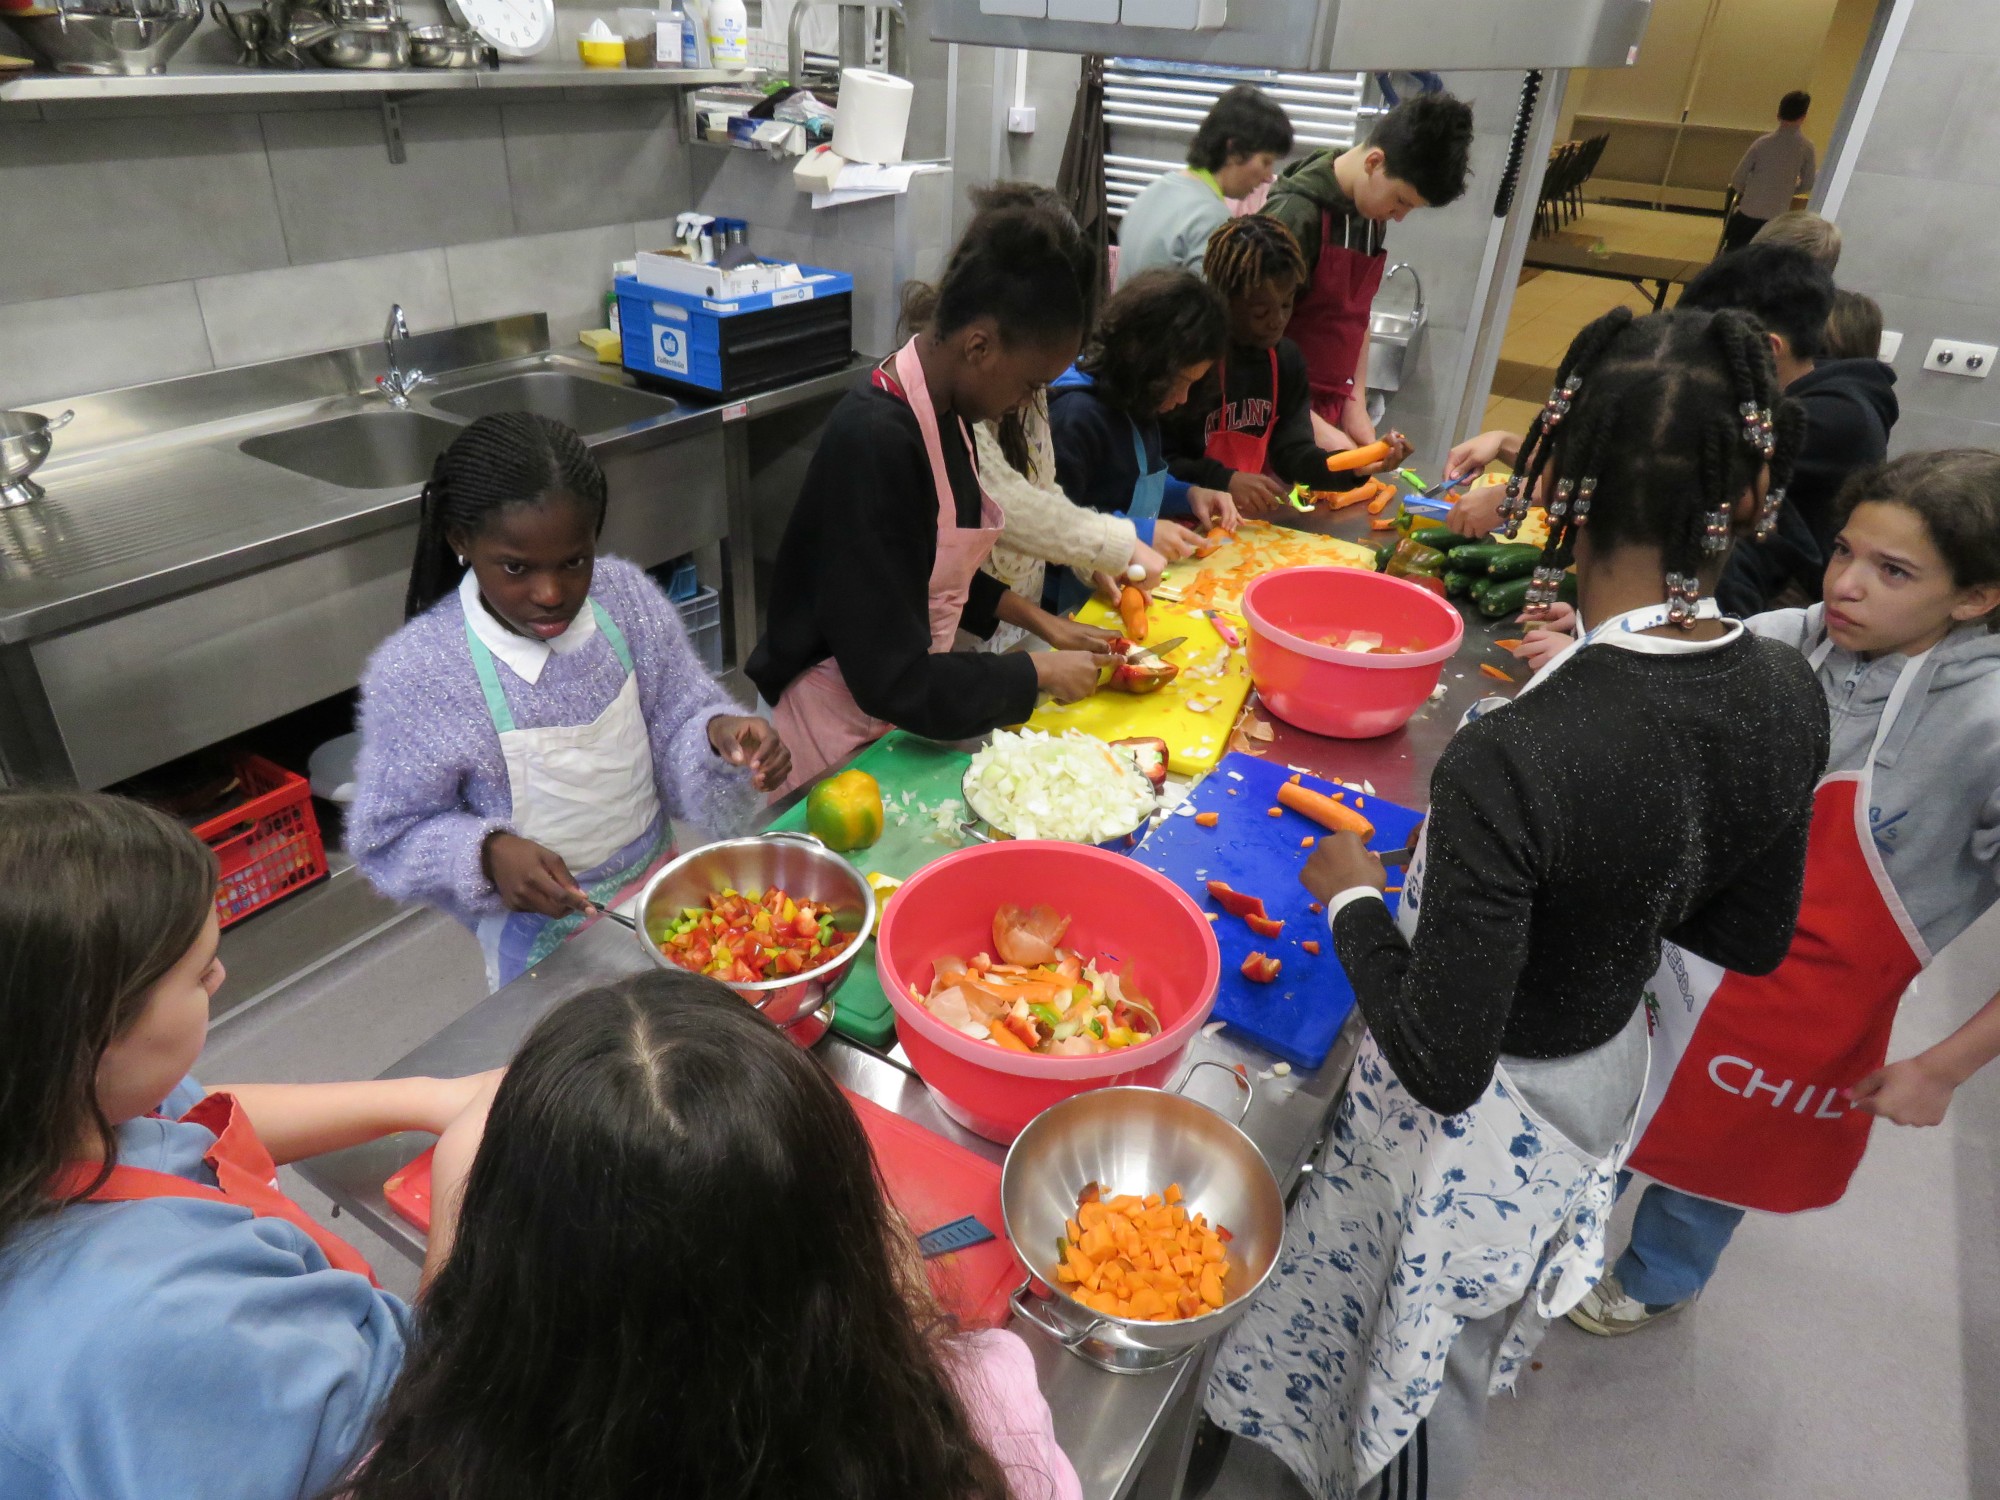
[1573,448,2000,1337]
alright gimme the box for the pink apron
[771,338,1006,797]
[1284,208,1385,426]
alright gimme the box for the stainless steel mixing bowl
[0,409,73,509]
[11,1,203,75]
[1001,1063,1284,1372]
[635,832,875,1048]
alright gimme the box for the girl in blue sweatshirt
[1047,268,1232,611]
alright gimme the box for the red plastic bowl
[877,842,1221,1143]
[1242,566,1465,739]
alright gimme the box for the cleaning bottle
[706,0,747,70]
[680,0,704,66]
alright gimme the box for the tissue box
[616,267,855,399]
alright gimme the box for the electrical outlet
[1007,104,1037,134]
[1879,330,1902,364]
[1924,338,1997,378]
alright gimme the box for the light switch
[1878,330,1902,364]
[979,0,1045,15]
[1007,104,1037,133]
[1924,337,1996,379]
[1121,0,1225,26]
[1048,0,1118,19]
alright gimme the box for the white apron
[465,590,668,990]
[1206,603,1743,1500]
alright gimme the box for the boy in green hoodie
[1261,92,1473,451]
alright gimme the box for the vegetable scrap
[1054,1183,1233,1321]
[1493,638,1524,652]
[921,905,1162,1056]
[1300,837,1315,848]
[652,886,852,985]
[1480,662,1516,683]
[1301,940,1321,955]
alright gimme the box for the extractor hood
[928,0,1651,71]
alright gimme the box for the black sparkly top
[1332,633,1829,1116]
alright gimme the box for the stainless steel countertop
[0,319,871,646]
[295,506,1514,1500]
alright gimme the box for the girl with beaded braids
[1203,305,1828,1500]
[350,412,786,991]
[1162,215,1407,519]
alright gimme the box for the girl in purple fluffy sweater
[350,414,788,990]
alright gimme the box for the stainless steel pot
[407,22,493,67]
[635,832,876,1048]
[1001,1063,1284,1373]
[0,409,74,510]
[309,14,409,66]
[11,1,203,75]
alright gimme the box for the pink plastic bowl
[877,842,1221,1144]
[1242,566,1465,739]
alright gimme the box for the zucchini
[1482,544,1544,581]
[1407,524,1479,554]
[1373,542,1397,572]
[1443,570,1473,598]
[1445,542,1518,572]
[1476,575,1533,618]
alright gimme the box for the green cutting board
[768,731,976,1048]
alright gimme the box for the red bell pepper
[1240,952,1282,983]
[1105,640,1179,694]
[1205,881,1268,921]
[1244,913,1285,939]
[1111,736,1170,790]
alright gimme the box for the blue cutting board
[1133,753,1424,1070]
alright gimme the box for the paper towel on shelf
[832,68,913,165]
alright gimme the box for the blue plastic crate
[616,266,855,398]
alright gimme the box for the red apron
[1284,208,1385,426]
[51,1091,381,1284]
[1202,347,1280,478]
[1628,642,1931,1213]
[771,337,1006,798]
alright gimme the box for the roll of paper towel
[833,68,914,165]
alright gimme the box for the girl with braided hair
[350,412,786,990]
[1203,305,1828,1500]
[1163,215,1405,519]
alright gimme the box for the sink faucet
[376,304,429,408]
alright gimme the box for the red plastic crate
[191,755,329,929]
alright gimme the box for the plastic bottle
[706,0,747,70]
[680,0,704,66]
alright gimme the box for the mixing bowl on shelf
[635,832,875,1049]
[1242,565,1464,739]
[875,841,1221,1143]
[1000,1066,1284,1373]
[11,0,204,75]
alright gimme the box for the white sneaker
[1565,1271,1692,1337]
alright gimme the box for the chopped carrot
[1494,638,1523,651]
[1480,662,1516,683]
[1354,796,1365,808]
[1057,1183,1233,1324]
[1288,773,1302,784]
[1301,836,1315,848]
[1194,811,1220,828]
[1309,901,1324,914]
[1369,515,1400,530]
[1385,885,1403,894]
[1267,807,1283,818]
[1301,940,1321,955]
[1276,779,1376,838]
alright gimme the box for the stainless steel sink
[1366,262,1426,395]
[430,371,677,433]
[239,409,462,490]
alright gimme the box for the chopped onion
[962,730,1156,845]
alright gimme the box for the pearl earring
[457,554,467,565]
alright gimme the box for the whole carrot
[1118,584,1149,642]
[1276,779,1376,839]
[1325,438,1393,474]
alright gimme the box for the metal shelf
[0,59,759,103]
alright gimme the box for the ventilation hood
[928,0,1651,71]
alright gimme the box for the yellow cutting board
[1023,599,1253,777]
[1154,519,1378,613]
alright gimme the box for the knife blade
[1124,635,1188,660]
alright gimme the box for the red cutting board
[383,1088,1022,1329]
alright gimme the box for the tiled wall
[1836,0,2000,455]
[0,52,945,409]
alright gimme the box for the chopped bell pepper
[1240,952,1282,984]
[1205,880,1269,920]
[1111,736,1171,790]
[1244,913,1285,939]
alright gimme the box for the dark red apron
[1285,208,1385,426]
[1202,347,1280,477]
[51,1091,381,1284]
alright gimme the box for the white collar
[1579,600,1743,655]
[458,568,597,686]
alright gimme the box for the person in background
[937,183,1176,652]
[748,197,1111,795]
[1721,91,1816,254]
[1047,267,1233,610]
[351,414,784,992]
[1164,215,1397,516]
[338,970,1083,1500]
[1680,243,1896,614]
[1824,286,1885,362]
[1204,305,1825,1500]
[1751,207,1842,271]
[1115,83,1293,288]
[1572,450,2000,1336]
[0,791,492,1500]
[1261,91,1473,450]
